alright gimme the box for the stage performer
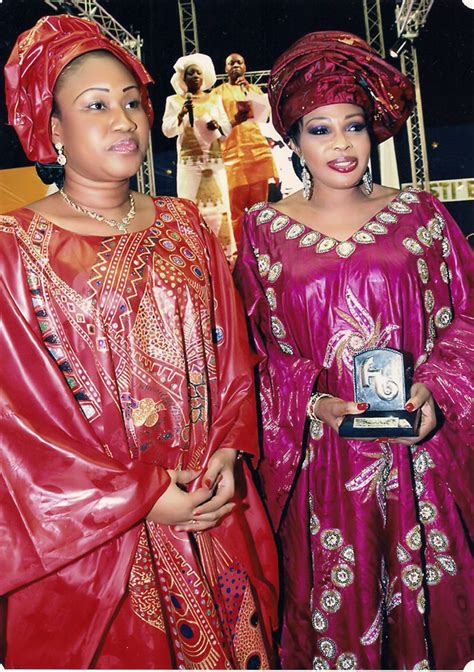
[214,53,278,250]
[234,31,473,671]
[1,15,278,669]
[162,54,236,262]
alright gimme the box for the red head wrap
[268,31,415,144]
[4,15,154,164]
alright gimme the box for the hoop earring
[362,166,373,195]
[300,156,313,200]
[54,142,67,167]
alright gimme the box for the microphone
[240,82,248,97]
[185,92,194,127]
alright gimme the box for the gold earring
[54,142,67,167]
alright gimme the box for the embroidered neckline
[250,188,421,258]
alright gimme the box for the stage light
[462,0,474,8]
[389,38,409,58]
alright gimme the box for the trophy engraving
[339,348,421,439]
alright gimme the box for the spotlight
[462,0,474,8]
[389,38,409,58]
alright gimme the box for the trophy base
[339,409,421,440]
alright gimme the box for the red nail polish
[357,403,369,411]
[405,402,415,412]
[204,479,212,489]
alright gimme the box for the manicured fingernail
[357,403,369,411]
[204,478,213,489]
[376,438,389,443]
[405,402,415,412]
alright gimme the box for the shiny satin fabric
[268,31,415,142]
[0,198,278,668]
[234,189,473,669]
[214,82,278,192]
[4,15,154,164]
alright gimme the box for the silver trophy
[339,348,421,439]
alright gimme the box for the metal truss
[178,0,199,55]
[215,70,271,90]
[400,44,430,189]
[43,0,155,194]
[395,0,434,39]
[362,0,386,57]
[394,0,435,189]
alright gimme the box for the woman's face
[51,53,149,183]
[184,65,203,94]
[294,103,371,192]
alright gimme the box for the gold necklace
[59,188,136,233]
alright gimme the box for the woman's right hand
[177,102,190,125]
[315,396,368,432]
[146,468,212,527]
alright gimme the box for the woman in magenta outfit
[234,32,473,670]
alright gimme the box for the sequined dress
[234,188,473,670]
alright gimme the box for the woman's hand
[315,396,368,432]
[396,382,437,445]
[176,448,238,533]
[177,101,191,125]
[146,468,211,526]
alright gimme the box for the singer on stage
[214,53,278,249]
[162,54,236,262]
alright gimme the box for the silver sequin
[256,208,275,225]
[320,529,344,551]
[336,241,356,258]
[285,223,305,239]
[436,554,457,576]
[335,652,358,669]
[425,564,442,586]
[406,525,422,551]
[417,226,433,247]
[401,564,423,591]
[270,214,290,232]
[417,259,429,284]
[427,529,449,552]
[271,316,286,339]
[331,564,354,588]
[320,589,342,613]
[318,637,337,659]
[419,501,438,525]
[352,230,375,244]
[403,238,424,255]
[312,608,328,633]
[439,262,450,283]
[299,231,321,247]
[434,307,452,329]
[265,287,277,310]
[268,262,283,283]
[424,289,435,313]
[279,341,294,355]
[316,237,337,254]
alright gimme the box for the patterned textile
[234,189,473,670]
[0,197,277,668]
[162,93,235,259]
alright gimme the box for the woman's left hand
[385,382,437,445]
[173,448,237,532]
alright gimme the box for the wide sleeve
[233,211,323,528]
[413,195,474,434]
[411,196,473,529]
[161,95,183,139]
[213,94,232,138]
[0,227,170,595]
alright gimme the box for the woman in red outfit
[1,15,277,669]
